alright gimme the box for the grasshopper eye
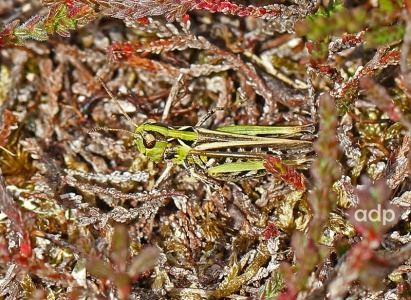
[143,133,156,149]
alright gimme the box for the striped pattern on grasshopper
[94,79,314,183]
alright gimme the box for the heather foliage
[1,0,411,299]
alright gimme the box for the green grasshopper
[93,79,314,185]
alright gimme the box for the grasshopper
[93,79,314,186]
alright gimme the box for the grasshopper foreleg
[153,162,174,190]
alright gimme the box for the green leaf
[379,0,402,12]
[364,25,405,48]
[44,3,75,37]
[14,16,48,41]
[297,6,371,41]
[306,0,345,20]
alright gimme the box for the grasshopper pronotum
[92,79,314,185]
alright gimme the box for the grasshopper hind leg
[186,165,221,190]
[186,166,232,217]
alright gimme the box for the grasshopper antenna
[98,78,139,128]
[89,126,141,139]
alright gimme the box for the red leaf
[264,156,306,190]
[261,223,280,240]
[20,240,32,257]
[0,109,18,147]
[0,20,21,47]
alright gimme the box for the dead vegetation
[1,0,411,299]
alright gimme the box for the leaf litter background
[1,0,411,299]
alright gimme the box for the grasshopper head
[134,123,168,163]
